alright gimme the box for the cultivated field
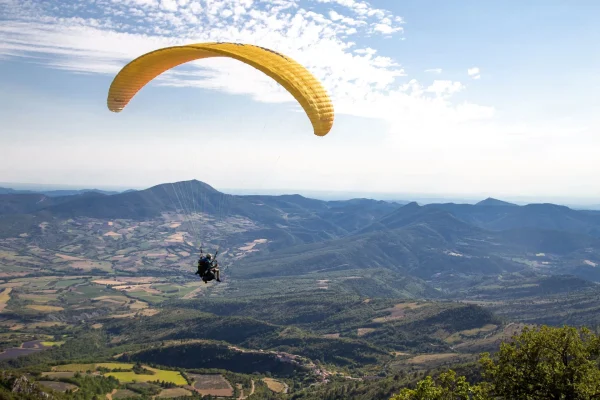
[157,388,193,398]
[188,374,234,397]
[37,381,78,393]
[111,389,138,399]
[26,304,64,312]
[53,363,134,372]
[41,371,77,379]
[372,302,428,323]
[106,367,187,385]
[0,288,12,311]
[263,377,288,393]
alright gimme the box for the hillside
[0,194,55,215]
[475,197,517,207]
[0,181,403,253]
[0,186,120,196]
[232,224,523,283]
[423,202,600,237]
[29,182,396,232]
[0,192,106,215]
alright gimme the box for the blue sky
[1,0,599,203]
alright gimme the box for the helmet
[206,254,212,260]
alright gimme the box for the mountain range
[1,180,599,295]
[0,187,128,197]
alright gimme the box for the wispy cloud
[426,80,464,97]
[467,67,481,79]
[425,68,442,74]
[0,0,492,135]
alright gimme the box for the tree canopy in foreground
[391,325,600,400]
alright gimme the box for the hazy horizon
[1,179,598,209]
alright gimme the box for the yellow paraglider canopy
[107,42,334,136]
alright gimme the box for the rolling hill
[422,202,600,237]
[0,192,107,216]
[0,187,121,196]
[0,180,401,251]
[1,179,599,292]
[475,197,518,207]
[231,203,525,282]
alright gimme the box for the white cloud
[372,23,402,35]
[425,68,442,74]
[467,66,481,79]
[329,9,364,26]
[0,0,494,150]
[189,1,202,13]
[354,47,376,55]
[161,0,178,11]
[426,80,464,97]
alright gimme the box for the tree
[389,370,491,400]
[390,325,600,400]
[480,325,600,400]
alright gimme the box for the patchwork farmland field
[157,388,193,398]
[53,363,134,372]
[188,374,233,397]
[37,381,78,393]
[106,367,187,385]
[263,377,288,393]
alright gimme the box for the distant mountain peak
[150,179,221,195]
[476,197,517,207]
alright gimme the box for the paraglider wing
[107,42,334,136]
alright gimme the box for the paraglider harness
[196,249,221,283]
